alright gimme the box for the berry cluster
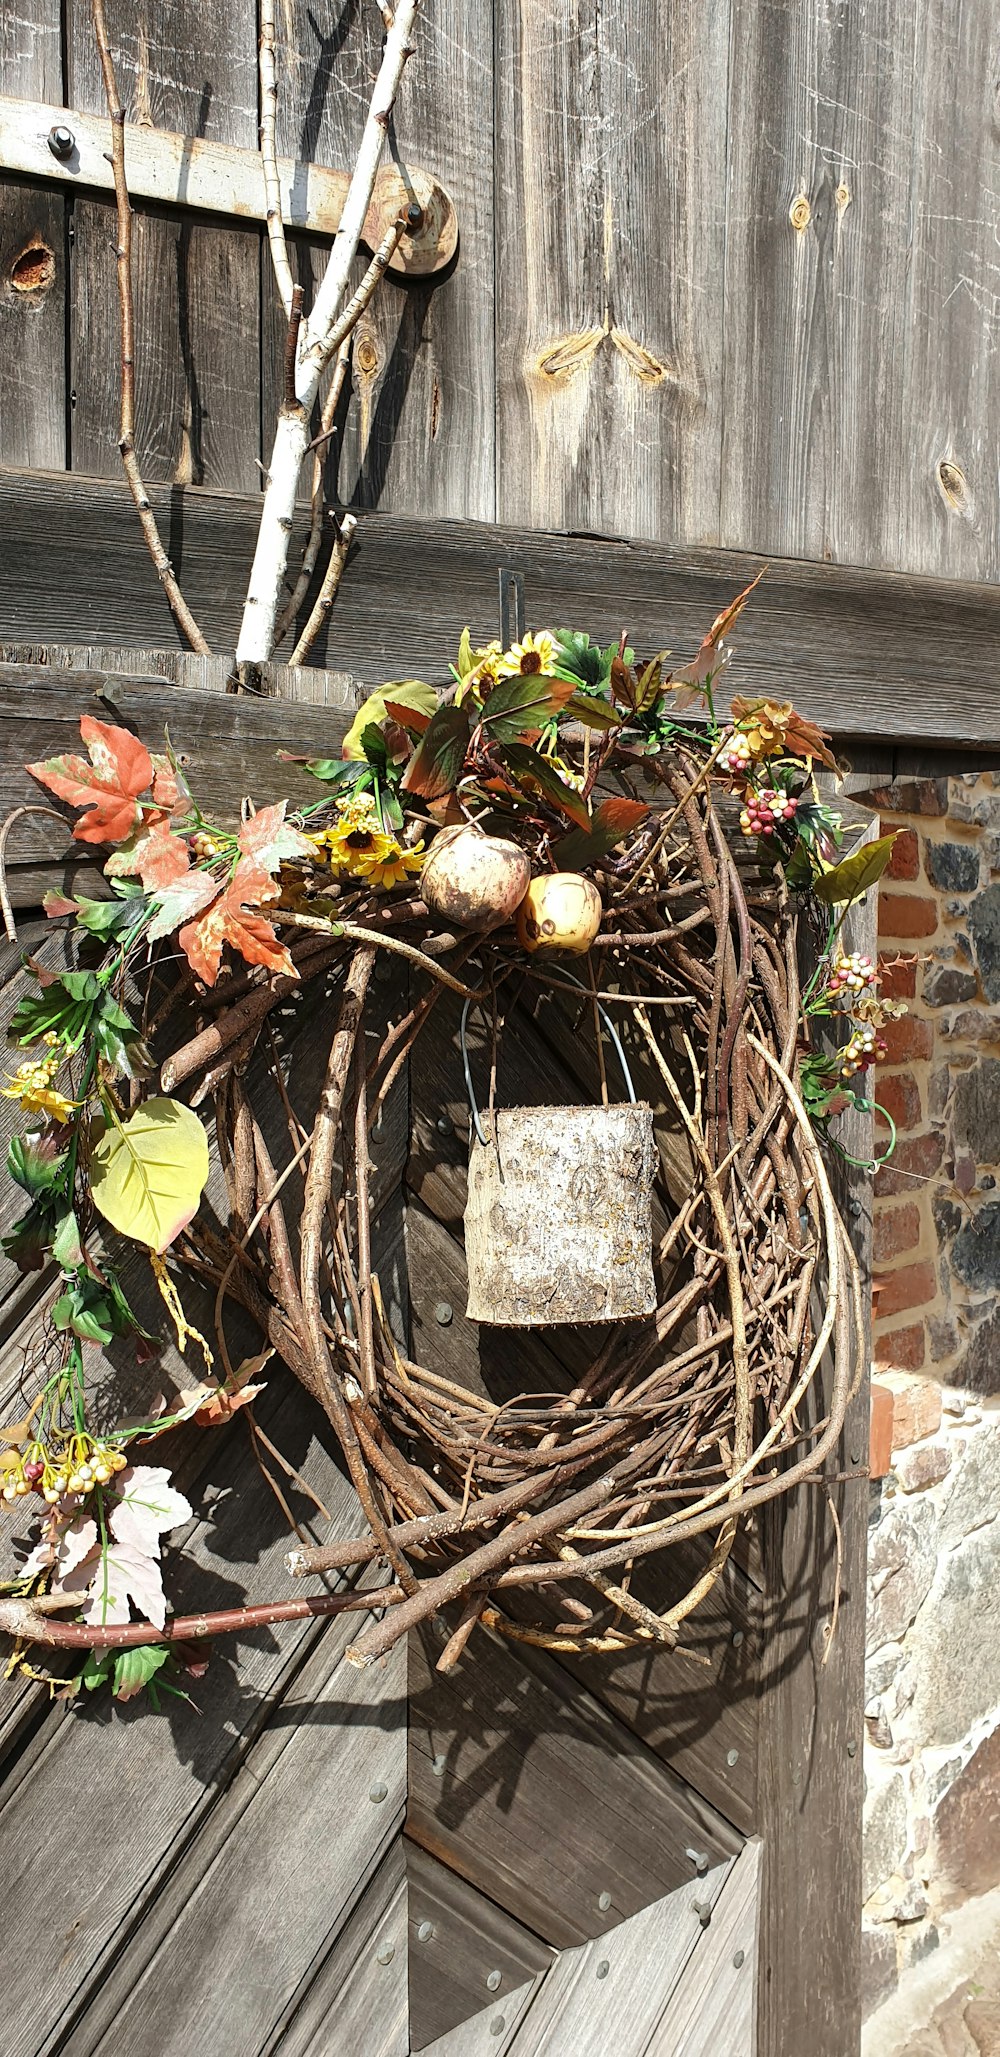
[2,1436,128,1505]
[739,788,799,839]
[189,829,228,862]
[720,730,753,778]
[825,951,878,1000]
[840,1022,888,1079]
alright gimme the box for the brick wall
[860,774,1000,2019]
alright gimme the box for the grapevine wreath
[0,580,901,1704]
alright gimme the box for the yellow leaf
[90,1097,210,1254]
[343,681,438,760]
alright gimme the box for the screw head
[376,1944,395,1966]
[406,200,425,231]
[596,1959,610,1980]
[48,124,75,160]
[436,1114,454,1136]
[417,1920,434,1942]
[733,1948,746,1969]
[727,1748,740,1766]
[368,1780,388,1803]
[597,1890,612,1911]
[434,1300,454,1326]
[486,1969,502,1991]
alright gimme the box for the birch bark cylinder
[464,1104,657,1327]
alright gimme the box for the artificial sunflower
[1,1056,76,1124]
[351,840,426,891]
[455,637,504,704]
[495,630,559,679]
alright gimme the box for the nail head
[490,2019,506,2037]
[727,1749,739,1766]
[376,1944,395,1966]
[598,1890,612,1911]
[368,1780,388,1803]
[731,1629,744,1647]
[436,1114,454,1136]
[847,1740,858,1757]
[733,1948,746,1969]
[486,1969,502,1991]
[417,1920,434,1941]
[434,1301,454,1325]
[596,1959,610,1980]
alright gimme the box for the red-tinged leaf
[150,754,182,812]
[671,572,767,702]
[170,1638,212,1678]
[237,801,312,875]
[178,861,295,987]
[497,743,591,828]
[384,698,432,736]
[107,815,192,890]
[427,790,466,825]
[27,716,153,846]
[703,568,767,649]
[145,869,219,944]
[401,704,471,799]
[43,891,79,919]
[478,673,577,743]
[554,796,650,868]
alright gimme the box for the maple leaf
[106,814,192,890]
[178,860,296,987]
[110,1464,193,1558]
[237,802,312,875]
[65,1538,167,1629]
[27,716,153,845]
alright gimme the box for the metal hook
[460,970,638,1148]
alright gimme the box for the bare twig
[89,0,211,654]
[273,336,353,650]
[289,513,358,667]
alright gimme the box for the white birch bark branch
[259,0,294,318]
[236,0,421,667]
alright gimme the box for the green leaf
[304,757,364,786]
[1,1205,50,1274]
[9,978,94,1049]
[8,1135,67,1197]
[359,724,390,772]
[564,692,621,732]
[112,1643,175,1702]
[496,744,591,828]
[74,896,137,938]
[90,1097,210,1253]
[81,1649,115,1692]
[554,796,650,869]
[811,834,898,907]
[52,1209,83,1270]
[478,674,577,743]
[400,704,471,800]
[343,681,438,760]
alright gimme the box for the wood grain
[495,0,728,544]
[648,1839,761,2055]
[407,1620,742,1951]
[274,1839,409,2057]
[754,828,874,2057]
[0,0,66,472]
[504,1859,734,2056]
[1,472,998,754]
[418,1976,544,2057]
[405,1840,554,2050]
[65,0,257,149]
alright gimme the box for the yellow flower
[495,631,558,680]
[455,638,503,705]
[1,1056,76,1124]
[352,841,426,891]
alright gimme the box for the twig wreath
[0,587,904,1706]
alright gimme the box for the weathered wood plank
[272,1839,409,2057]
[506,1859,733,2056]
[407,1620,742,1952]
[273,0,496,523]
[1,472,997,753]
[65,0,257,149]
[66,1598,407,2056]
[405,1840,554,2050]
[495,0,728,544]
[754,837,873,2057]
[0,181,67,471]
[417,1975,544,2057]
[721,0,918,572]
[649,1840,761,2054]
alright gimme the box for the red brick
[875,1071,922,1133]
[872,1259,937,1320]
[878,893,939,940]
[869,1383,895,1479]
[875,1129,944,1199]
[878,1015,934,1066]
[871,1368,941,1447]
[879,954,918,1001]
[884,825,920,881]
[873,1321,926,1370]
[874,1203,921,1264]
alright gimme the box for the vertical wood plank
[70,195,263,491]
[0,182,68,470]
[65,0,261,493]
[754,824,874,2056]
[270,0,496,524]
[721,0,919,569]
[495,0,729,544]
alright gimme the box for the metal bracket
[0,95,457,277]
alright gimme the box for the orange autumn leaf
[27,715,153,845]
[178,860,297,987]
[106,814,192,889]
[236,801,312,876]
[729,696,838,770]
[671,570,768,703]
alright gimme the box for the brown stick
[89,0,211,654]
[0,1584,403,1651]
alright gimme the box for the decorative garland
[0,583,903,1705]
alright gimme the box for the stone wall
[861,774,1000,2018]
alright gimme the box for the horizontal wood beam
[0,467,997,761]
[0,98,457,276]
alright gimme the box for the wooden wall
[2,0,999,577]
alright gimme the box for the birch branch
[236,0,421,666]
[273,335,353,649]
[259,0,294,317]
[289,513,358,666]
[89,0,212,655]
